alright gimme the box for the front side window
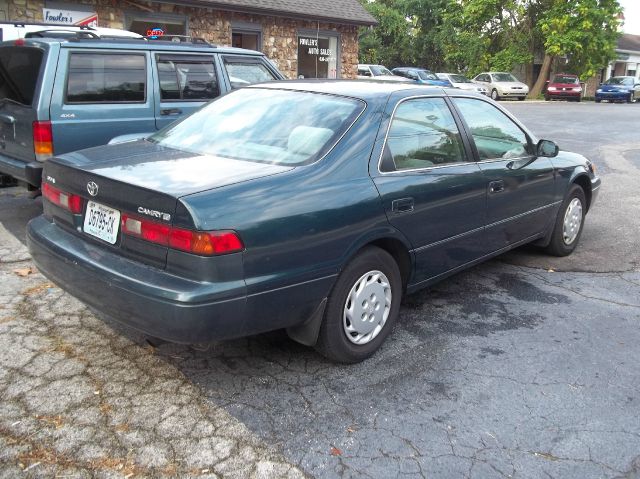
[223,58,277,89]
[454,98,530,160]
[384,98,466,171]
[149,88,363,166]
[66,53,145,103]
[156,55,218,101]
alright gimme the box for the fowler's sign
[42,8,98,27]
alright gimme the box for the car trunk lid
[42,140,293,268]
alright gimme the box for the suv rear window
[66,53,146,103]
[0,46,43,105]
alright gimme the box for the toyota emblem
[87,181,99,197]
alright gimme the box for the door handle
[161,108,183,116]
[489,180,505,194]
[391,197,414,213]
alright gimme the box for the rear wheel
[545,184,586,257]
[315,246,402,363]
[491,89,500,101]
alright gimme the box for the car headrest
[287,126,334,157]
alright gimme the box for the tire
[491,89,500,101]
[315,246,402,363]
[545,184,586,257]
[595,98,601,103]
[544,95,550,101]
[628,92,636,103]
[575,96,581,102]
[518,96,526,101]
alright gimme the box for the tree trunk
[529,53,554,98]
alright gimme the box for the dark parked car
[27,82,600,363]
[595,76,640,103]
[0,31,283,189]
[545,73,582,102]
[392,67,450,86]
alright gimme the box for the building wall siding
[7,0,359,79]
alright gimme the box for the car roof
[249,80,453,101]
[10,36,264,56]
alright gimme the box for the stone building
[0,0,376,79]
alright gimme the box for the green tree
[530,0,622,97]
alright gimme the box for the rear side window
[222,57,277,89]
[157,55,219,101]
[384,98,467,171]
[0,46,43,105]
[66,53,146,103]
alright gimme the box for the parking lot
[1,101,639,478]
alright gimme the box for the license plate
[83,201,120,244]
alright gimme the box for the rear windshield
[0,46,43,106]
[552,75,578,84]
[149,88,364,166]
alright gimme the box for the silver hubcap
[343,270,392,345]
[562,198,583,245]
[492,90,498,99]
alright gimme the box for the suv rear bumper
[0,153,42,187]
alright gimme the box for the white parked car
[0,21,142,41]
[437,73,488,95]
[472,72,529,101]
[357,64,407,82]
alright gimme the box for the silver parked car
[437,73,488,95]
[357,64,407,82]
[473,72,529,101]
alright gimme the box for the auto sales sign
[42,8,98,27]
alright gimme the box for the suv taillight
[33,121,53,162]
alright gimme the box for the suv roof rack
[25,29,101,39]
[144,35,216,46]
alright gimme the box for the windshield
[149,89,364,166]
[417,70,438,80]
[370,65,394,76]
[552,75,579,84]
[605,77,633,86]
[492,73,518,82]
[446,74,471,83]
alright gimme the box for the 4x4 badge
[87,181,99,197]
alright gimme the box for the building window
[125,12,187,38]
[232,31,260,50]
[297,32,339,79]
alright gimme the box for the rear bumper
[0,153,42,187]
[27,216,333,343]
[27,215,250,343]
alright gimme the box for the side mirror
[537,139,559,158]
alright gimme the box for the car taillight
[121,214,243,256]
[42,183,83,214]
[33,121,53,162]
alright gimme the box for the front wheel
[595,98,601,103]
[545,184,586,257]
[315,247,402,363]
[491,89,500,101]
[518,96,526,101]
[628,92,636,103]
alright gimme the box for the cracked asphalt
[1,102,639,478]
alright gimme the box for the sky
[619,0,640,34]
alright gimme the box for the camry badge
[87,181,99,197]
